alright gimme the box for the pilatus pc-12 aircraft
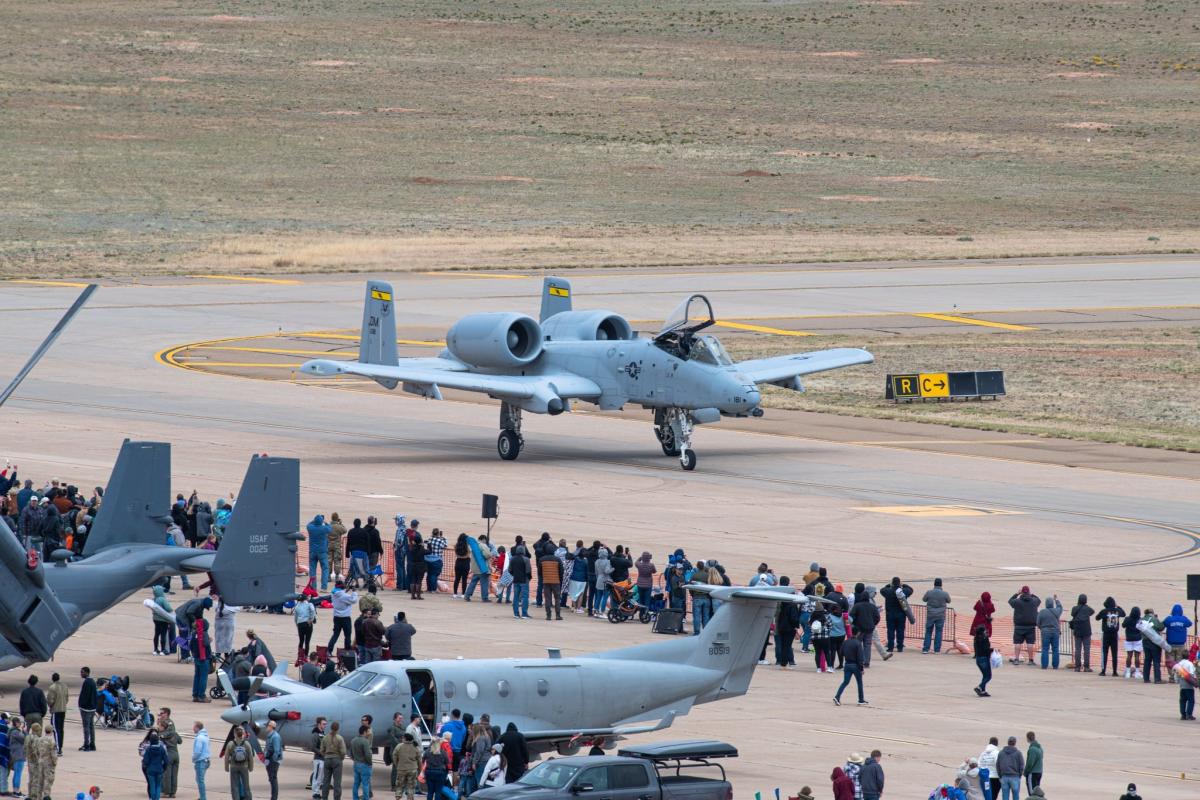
[301,278,872,470]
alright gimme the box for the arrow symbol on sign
[935,380,945,389]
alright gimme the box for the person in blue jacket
[1163,604,1193,681]
[142,730,169,800]
[307,515,332,591]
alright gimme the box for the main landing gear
[654,408,696,471]
[498,402,524,461]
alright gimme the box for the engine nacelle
[446,313,543,369]
[541,310,634,342]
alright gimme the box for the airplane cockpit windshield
[688,334,733,366]
[655,295,718,360]
[335,670,399,696]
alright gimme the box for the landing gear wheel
[679,449,697,471]
[497,429,521,461]
[659,428,680,457]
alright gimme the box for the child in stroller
[606,580,652,624]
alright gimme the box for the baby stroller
[607,580,652,624]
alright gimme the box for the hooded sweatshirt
[971,593,995,636]
[996,745,1024,777]
[635,552,657,588]
[1009,590,1041,627]
[1069,596,1094,638]
[306,515,330,553]
[153,585,173,614]
[1164,604,1193,646]
[831,767,855,800]
[594,549,613,590]
[1096,597,1126,637]
[1036,597,1063,636]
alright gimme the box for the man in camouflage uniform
[26,723,44,800]
[37,727,58,800]
[329,513,346,581]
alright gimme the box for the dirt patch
[319,110,361,116]
[207,14,256,22]
[1049,71,1114,78]
[1058,122,1113,130]
[734,170,779,177]
[820,194,887,202]
[306,60,357,67]
[873,175,946,183]
[811,51,863,57]
[887,58,943,64]
[148,76,188,83]
[92,133,159,141]
[163,40,201,52]
[505,76,556,83]
[376,107,422,113]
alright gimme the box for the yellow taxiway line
[7,279,93,288]
[190,274,301,285]
[714,320,814,336]
[910,312,1036,330]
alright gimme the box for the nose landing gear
[654,408,696,471]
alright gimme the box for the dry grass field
[2,0,1199,276]
[731,326,1200,451]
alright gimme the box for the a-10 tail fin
[359,281,398,367]
[83,440,171,556]
[539,276,572,322]
[211,454,302,606]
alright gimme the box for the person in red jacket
[971,592,995,637]
[831,766,855,800]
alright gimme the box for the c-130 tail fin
[211,454,302,606]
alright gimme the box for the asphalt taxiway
[0,256,1197,797]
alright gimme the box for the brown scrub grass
[726,327,1200,452]
[1,0,1199,278]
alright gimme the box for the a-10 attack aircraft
[300,278,873,470]
[0,440,302,671]
[221,585,814,754]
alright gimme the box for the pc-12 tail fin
[211,454,302,606]
[83,440,171,556]
[686,585,803,703]
[539,276,572,322]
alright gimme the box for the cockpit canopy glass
[336,671,374,692]
[658,294,716,337]
[335,670,400,696]
[688,334,733,366]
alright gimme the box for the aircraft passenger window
[576,766,610,791]
[444,681,455,698]
[336,671,374,693]
[466,680,479,699]
[497,679,511,698]
[608,764,650,789]
[536,679,549,696]
[362,674,398,697]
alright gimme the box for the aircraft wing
[260,661,319,697]
[734,347,873,387]
[300,358,602,402]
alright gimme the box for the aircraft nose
[745,386,761,406]
[221,706,252,725]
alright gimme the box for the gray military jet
[0,439,301,671]
[221,585,812,754]
[300,279,873,469]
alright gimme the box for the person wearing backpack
[223,725,254,800]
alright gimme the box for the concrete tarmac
[0,256,1198,797]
